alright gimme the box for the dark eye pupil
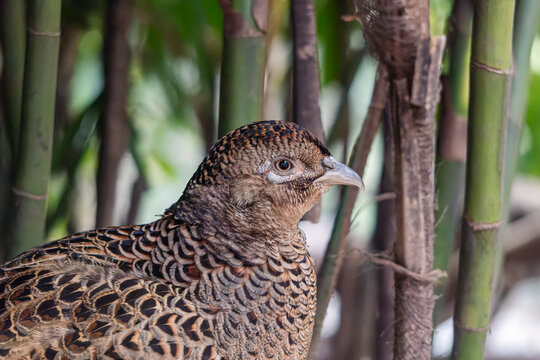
[277,160,291,171]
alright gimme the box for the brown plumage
[0,120,363,360]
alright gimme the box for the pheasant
[0,120,363,360]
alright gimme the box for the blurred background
[1,0,540,359]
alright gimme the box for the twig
[355,249,447,283]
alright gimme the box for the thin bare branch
[309,66,389,359]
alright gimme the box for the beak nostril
[322,156,337,170]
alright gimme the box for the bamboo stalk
[217,0,268,136]
[0,0,26,157]
[451,0,515,358]
[492,0,540,325]
[353,0,444,355]
[8,0,62,256]
[0,121,9,260]
[291,0,325,223]
[0,0,26,257]
[390,35,445,360]
[291,0,323,139]
[503,0,540,208]
[308,67,388,359]
[433,0,472,324]
[96,0,132,227]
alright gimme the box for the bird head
[175,121,364,232]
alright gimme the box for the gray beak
[314,157,365,190]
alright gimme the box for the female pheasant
[0,120,363,360]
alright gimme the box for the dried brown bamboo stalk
[355,1,445,358]
[390,38,445,360]
[291,0,325,222]
[96,0,132,227]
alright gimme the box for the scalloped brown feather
[0,121,326,360]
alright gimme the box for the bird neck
[165,186,305,265]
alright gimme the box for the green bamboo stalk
[451,0,515,358]
[0,120,10,260]
[217,0,268,136]
[433,0,472,324]
[0,0,26,257]
[8,0,62,257]
[1,0,26,156]
[503,0,540,208]
[491,0,540,309]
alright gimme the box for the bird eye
[275,159,293,172]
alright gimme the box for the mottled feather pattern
[0,216,316,359]
[0,121,337,359]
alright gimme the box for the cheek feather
[267,172,296,184]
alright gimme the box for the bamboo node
[471,58,513,75]
[12,187,48,201]
[464,215,501,232]
[218,0,265,38]
[453,318,489,333]
[28,26,61,37]
[356,249,447,283]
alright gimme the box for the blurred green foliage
[520,70,540,177]
[43,0,381,237]
[9,0,540,246]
